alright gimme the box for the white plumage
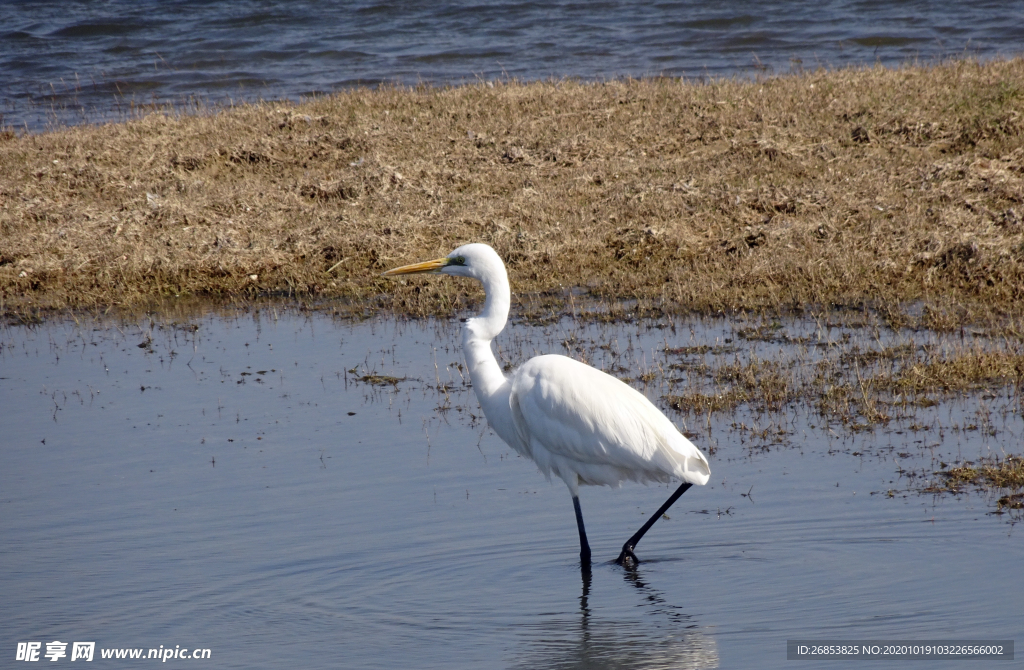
[510,355,710,492]
[384,242,709,567]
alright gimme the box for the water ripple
[1,1,1021,130]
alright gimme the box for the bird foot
[615,545,639,568]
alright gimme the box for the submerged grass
[922,455,1024,518]
[2,58,1024,329]
[940,455,1024,491]
[662,326,1023,428]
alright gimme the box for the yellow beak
[382,257,450,276]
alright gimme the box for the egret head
[383,243,504,282]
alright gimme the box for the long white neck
[462,264,511,403]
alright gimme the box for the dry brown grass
[924,455,1024,516]
[880,453,1024,519]
[941,455,1024,490]
[667,355,792,414]
[660,327,1024,429]
[2,58,1024,325]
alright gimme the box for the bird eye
[451,256,466,266]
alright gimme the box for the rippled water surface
[2,311,1021,668]
[2,1,1022,130]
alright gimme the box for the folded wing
[509,355,710,491]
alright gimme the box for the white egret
[384,243,710,567]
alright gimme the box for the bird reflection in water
[510,567,718,670]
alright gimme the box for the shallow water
[3,0,1022,131]
[2,311,1021,668]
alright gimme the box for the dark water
[2,312,1021,668]
[2,0,1022,131]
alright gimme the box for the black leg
[615,481,693,567]
[572,495,592,567]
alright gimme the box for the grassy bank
[2,58,1023,327]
